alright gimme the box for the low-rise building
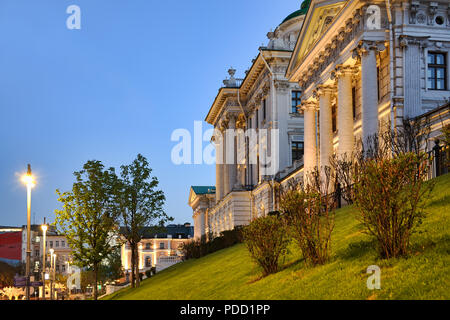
[120,224,194,273]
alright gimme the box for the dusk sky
[0,0,300,227]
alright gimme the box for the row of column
[302,46,379,175]
[215,115,239,204]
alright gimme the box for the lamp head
[21,165,35,188]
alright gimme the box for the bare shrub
[243,215,289,276]
[353,152,434,259]
[279,167,336,266]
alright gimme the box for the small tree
[116,154,171,288]
[243,215,289,276]
[353,153,434,259]
[55,160,121,300]
[280,167,335,266]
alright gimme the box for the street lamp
[49,248,54,300]
[41,219,48,300]
[21,164,35,300]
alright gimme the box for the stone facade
[189,5,308,237]
[190,0,450,238]
[286,0,450,176]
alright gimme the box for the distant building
[120,223,194,273]
[0,226,22,265]
[19,224,73,276]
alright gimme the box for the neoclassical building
[287,0,450,175]
[189,2,309,239]
[189,0,450,239]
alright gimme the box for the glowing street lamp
[21,164,35,300]
[41,219,48,300]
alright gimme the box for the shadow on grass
[245,257,306,284]
[425,194,450,209]
[338,239,377,261]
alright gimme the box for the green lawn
[104,173,450,300]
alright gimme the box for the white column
[199,211,205,237]
[361,44,379,145]
[223,126,230,196]
[227,115,237,192]
[302,102,318,174]
[215,128,223,203]
[336,67,355,157]
[318,86,334,169]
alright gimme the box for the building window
[145,257,152,268]
[49,241,53,248]
[292,141,304,162]
[428,52,447,90]
[55,241,59,248]
[292,91,301,113]
[332,104,337,133]
[61,241,65,248]
[352,86,356,119]
[35,250,40,257]
[262,99,267,120]
[377,66,380,101]
[62,265,65,273]
[145,243,151,250]
[56,265,59,272]
[159,242,164,249]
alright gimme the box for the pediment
[288,0,347,76]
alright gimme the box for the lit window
[428,52,447,90]
[291,91,302,113]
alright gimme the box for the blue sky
[0,0,300,227]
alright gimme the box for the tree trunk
[130,242,136,288]
[93,263,98,300]
[135,246,140,287]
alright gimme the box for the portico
[287,0,391,177]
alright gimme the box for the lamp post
[49,248,54,300]
[41,219,48,300]
[21,164,35,300]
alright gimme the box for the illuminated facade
[286,0,450,176]
[120,224,194,272]
[190,0,450,238]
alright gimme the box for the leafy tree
[54,160,121,300]
[116,154,171,288]
[99,248,124,282]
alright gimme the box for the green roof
[281,0,311,24]
[191,186,216,195]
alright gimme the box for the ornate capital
[332,64,358,80]
[354,40,386,58]
[300,100,319,112]
[314,84,335,98]
[399,35,430,48]
[274,80,290,92]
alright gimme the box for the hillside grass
[104,173,450,300]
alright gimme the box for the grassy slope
[105,174,450,300]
